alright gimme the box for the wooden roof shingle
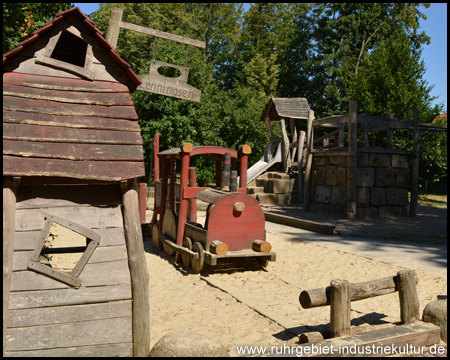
[260,97,310,122]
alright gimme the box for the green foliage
[3,3,72,54]
[4,3,445,187]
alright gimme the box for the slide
[246,143,282,184]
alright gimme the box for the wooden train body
[150,141,275,272]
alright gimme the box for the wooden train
[150,140,275,273]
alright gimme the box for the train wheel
[182,237,192,267]
[162,210,177,257]
[191,242,204,274]
[151,223,160,249]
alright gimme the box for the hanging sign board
[138,60,201,102]
[105,9,206,103]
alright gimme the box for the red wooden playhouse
[3,7,150,356]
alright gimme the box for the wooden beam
[409,108,420,217]
[346,101,357,220]
[263,211,335,235]
[299,274,419,309]
[304,110,314,211]
[289,322,440,357]
[105,7,123,48]
[120,21,206,49]
[121,179,150,356]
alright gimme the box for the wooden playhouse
[3,7,150,356]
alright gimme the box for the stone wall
[313,152,411,218]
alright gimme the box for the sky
[74,3,447,111]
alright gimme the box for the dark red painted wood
[3,96,138,120]
[4,123,142,145]
[207,193,265,251]
[3,139,143,161]
[3,155,145,180]
[3,73,131,93]
[4,83,134,106]
[3,110,141,132]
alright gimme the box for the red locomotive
[150,138,275,273]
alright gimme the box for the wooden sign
[106,8,206,103]
[137,60,201,102]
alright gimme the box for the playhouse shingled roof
[260,97,310,122]
[3,7,145,181]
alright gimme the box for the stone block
[337,167,347,186]
[315,166,327,185]
[255,178,268,190]
[330,186,347,206]
[357,167,375,187]
[315,156,329,166]
[368,153,390,167]
[357,187,370,207]
[391,154,409,168]
[315,185,331,203]
[273,172,290,179]
[375,168,396,187]
[326,166,338,186]
[386,188,409,206]
[256,193,278,205]
[277,193,292,205]
[247,186,265,194]
[267,179,291,193]
[423,299,447,342]
[395,168,410,188]
[329,155,342,165]
[357,153,369,167]
[371,188,386,205]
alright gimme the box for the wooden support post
[215,159,222,188]
[290,118,298,163]
[220,152,231,191]
[3,177,19,357]
[330,279,351,338]
[169,156,176,211]
[238,145,250,190]
[280,118,290,173]
[105,7,123,48]
[188,167,197,223]
[347,100,358,220]
[158,158,169,250]
[121,178,150,357]
[304,110,314,211]
[265,118,274,162]
[397,270,420,324]
[175,150,191,263]
[153,134,159,212]
[297,130,306,204]
[137,183,147,225]
[409,108,420,217]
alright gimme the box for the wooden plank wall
[5,184,134,357]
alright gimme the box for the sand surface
[143,204,447,356]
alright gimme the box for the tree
[3,3,72,54]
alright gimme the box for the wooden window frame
[35,29,95,80]
[27,213,101,287]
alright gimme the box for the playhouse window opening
[50,31,87,68]
[39,222,88,272]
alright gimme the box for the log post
[304,110,314,211]
[3,177,19,357]
[347,100,358,220]
[280,118,290,173]
[238,145,251,189]
[397,270,420,324]
[252,239,272,253]
[330,279,351,338]
[297,130,306,204]
[169,155,176,212]
[153,134,159,212]
[188,167,197,223]
[220,152,231,191]
[174,148,191,263]
[209,240,228,255]
[409,108,420,217]
[105,7,123,48]
[121,178,150,356]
